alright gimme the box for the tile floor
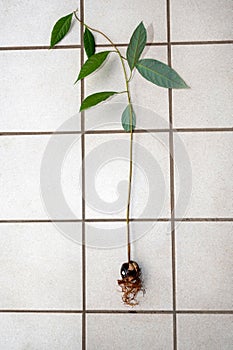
[0,0,232,349]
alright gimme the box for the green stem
[126,105,133,262]
[74,11,134,262]
[127,70,133,83]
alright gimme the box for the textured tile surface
[85,133,170,219]
[177,315,233,350]
[0,50,81,131]
[85,0,167,44]
[1,0,233,348]
[172,45,233,128]
[0,0,80,46]
[0,136,82,219]
[171,0,233,41]
[0,223,82,309]
[87,314,173,350]
[176,222,233,310]
[86,222,172,310]
[0,313,82,350]
[174,132,233,218]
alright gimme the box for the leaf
[126,22,147,70]
[75,51,111,83]
[50,13,73,48]
[136,59,189,89]
[121,104,136,132]
[80,91,118,111]
[84,27,95,58]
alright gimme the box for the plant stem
[126,106,133,262]
[74,11,134,262]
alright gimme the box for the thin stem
[74,11,134,262]
[127,70,133,83]
[118,91,128,94]
[120,55,127,61]
[126,106,134,262]
[112,51,127,61]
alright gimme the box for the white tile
[0,223,82,309]
[178,315,233,350]
[0,0,80,46]
[176,222,233,310]
[0,50,81,131]
[85,47,169,130]
[86,222,172,310]
[0,313,82,350]
[85,132,170,219]
[85,0,167,44]
[0,135,82,219]
[172,45,233,128]
[174,132,233,218]
[87,314,173,350]
[171,0,233,41]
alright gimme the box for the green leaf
[126,22,147,70]
[84,27,95,58]
[50,13,73,48]
[121,104,136,132]
[136,59,189,89]
[80,91,118,111]
[75,51,111,83]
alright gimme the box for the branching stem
[74,11,134,262]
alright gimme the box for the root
[118,272,144,307]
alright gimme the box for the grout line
[86,310,233,315]
[0,40,232,51]
[174,127,233,132]
[95,42,167,47]
[167,1,177,349]
[0,310,83,314]
[85,128,169,134]
[80,1,86,349]
[85,218,170,222]
[0,43,164,51]
[0,131,82,136]
[171,40,233,46]
[0,309,231,314]
[79,128,170,134]
[0,127,232,137]
[92,40,233,46]
[176,310,233,315]
[175,218,233,222]
[0,219,82,224]
[85,310,173,314]
[0,45,81,51]
[0,218,232,224]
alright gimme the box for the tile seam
[0,309,231,314]
[0,40,232,51]
[1,128,232,137]
[0,218,232,224]
[80,0,86,349]
[167,1,177,349]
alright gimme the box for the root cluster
[118,273,144,306]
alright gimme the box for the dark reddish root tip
[118,261,144,306]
